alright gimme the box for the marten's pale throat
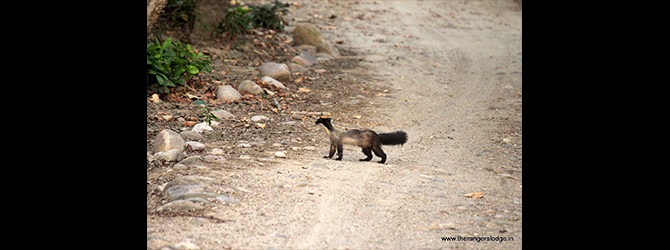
[315,117,407,164]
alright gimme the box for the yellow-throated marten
[315,117,407,164]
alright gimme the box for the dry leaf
[352,115,362,119]
[464,192,484,198]
[297,88,311,93]
[150,94,161,103]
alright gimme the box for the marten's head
[315,116,331,125]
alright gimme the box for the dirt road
[148,0,521,249]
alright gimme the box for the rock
[156,200,204,213]
[274,151,287,158]
[239,155,252,160]
[211,109,234,119]
[154,148,185,162]
[165,185,205,198]
[176,156,204,166]
[192,122,213,133]
[210,148,224,155]
[288,63,308,74]
[147,236,173,250]
[170,192,221,201]
[317,41,339,57]
[250,115,269,122]
[260,76,286,89]
[238,80,264,95]
[293,24,324,46]
[154,129,185,153]
[216,85,242,101]
[180,131,203,141]
[185,141,206,150]
[259,62,290,81]
[238,143,252,148]
[291,55,313,67]
[299,51,320,64]
[502,138,511,144]
[314,69,326,74]
[303,146,316,151]
[216,195,240,205]
[164,175,218,191]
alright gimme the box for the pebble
[210,148,224,155]
[303,146,316,151]
[274,151,287,158]
[291,55,313,67]
[260,76,286,89]
[185,141,205,150]
[288,63,308,74]
[259,62,290,81]
[174,242,200,250]
[314,69,326,74]
[238,80,264,95]
[216,85,242,101]
[211,109,234,120]
[176,156,203,166]
[239,155,252,160]
[192,122,213,133]
[238,143,252,148]
[216,195,240,205]
[153,129,185,153]
[299,51,320,64]
[250,115,269,122]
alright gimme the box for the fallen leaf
[464,192,484,198]
[297,88,311,93]
[352,115,362,119]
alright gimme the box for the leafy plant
[220,7,253,39]
[249,0,290,31]
[147,37,212,93]
[200,107,220,126]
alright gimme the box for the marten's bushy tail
[379,131,408,146]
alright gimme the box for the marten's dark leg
[360,147,373,161]
[372,145,387,163]
[335,144,343,160]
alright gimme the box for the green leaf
[187,65,199,74]
[162,38,172,50]
[193,100,207,106]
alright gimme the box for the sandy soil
[147,0,522,249]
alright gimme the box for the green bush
[249,0,290,31]
[220,7,253,39]
[219,1,289,39]
[147,37,212,93]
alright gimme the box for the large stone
[216,85,242,101]
[211,109,234,119]
[293,24,324,46]
[259,62,290,81]
[238,80,264,95]
[153,129,185,153]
